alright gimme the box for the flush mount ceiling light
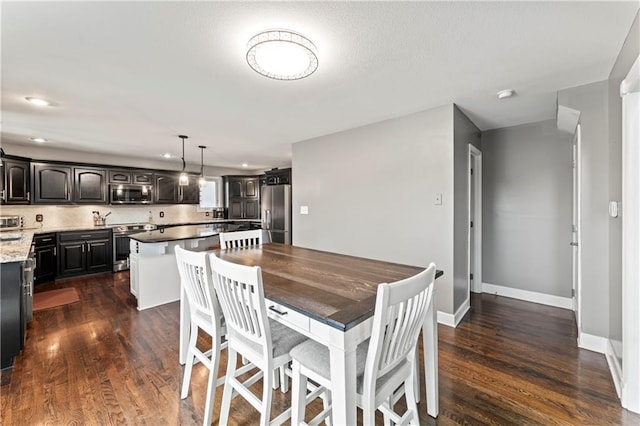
[246,30,318,80]
[30,137,48,143]
[497,89,515,99]
[162,153,172,159]
[25,97,52,106]
[178,135,189,186]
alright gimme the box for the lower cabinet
[57,230,112,278]
[0,262,23,369]
[34,233,57,285]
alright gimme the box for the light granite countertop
[0,218,260,263]
[0,230,36,263]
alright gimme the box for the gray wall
[453,106,481,310]
[558,81,610,338]
[0,142,251,176]
[481,120,573,297]
[292,105,458,314]
[608,11,639,359]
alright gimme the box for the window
[199,177,223,208]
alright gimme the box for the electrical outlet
[159,211,165,218]
[36,214,44,222]
[205,211,210,217]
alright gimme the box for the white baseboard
[578,332,608,354]
[437,297,470,328]
[606,340,623,399]
[482,282,573,310]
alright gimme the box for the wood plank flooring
[1,272,638,425]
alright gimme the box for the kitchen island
[128,223,244,310]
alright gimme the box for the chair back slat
[365,263,436,386]
[219,230,263,250]
[175,246,218,317]
[209,253,271,357]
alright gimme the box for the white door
[571,125,582,330]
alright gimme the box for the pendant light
[178,135,189,186]
[198,145,206,186]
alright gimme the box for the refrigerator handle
[264,209,271,229]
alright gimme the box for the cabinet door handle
[41,238,52,242]
[53,247,57,256]
[1,189,5,202]
[26,191,30,201]
[268,306,288,316]
[87,244,91,253]
[82,244,85,253]
[80,234,92,238]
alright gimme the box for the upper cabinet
[225,176,260,219]
[1,158,30,204]
[74,167,107,204]
[179,174,200,204]
[154,173,179,204]
[32,163,73,204]
[108,169,153,185]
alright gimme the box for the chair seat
[290,339,407,394]
[192,309,225,335]
[234,318,307,359]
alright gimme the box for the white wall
[558,81,610,338]
[452,106,481,310]
[481,120,573,298]
[292,105,457,314]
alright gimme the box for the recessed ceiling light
[25,97,52,106]
[30,137,48,143]
[497,89,515,99]
[242,163,249,168]
[162,153,172,159]
[246,30,318,80]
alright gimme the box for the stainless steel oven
[112,223,157,271]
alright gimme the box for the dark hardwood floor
[1,272,638,425]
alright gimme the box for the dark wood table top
[216,243,443,332]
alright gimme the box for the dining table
[178,243,443,424]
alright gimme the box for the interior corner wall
[607,11,639,359]
[481,120,573,298]
[558,80,610,338]
[452,106,481,312]
[291,105,456,315]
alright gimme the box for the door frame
[621,54,640,413]
[572,124,582,331]
[468,144,482,294]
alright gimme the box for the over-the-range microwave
[109,184,153,204]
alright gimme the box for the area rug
[33,287,80,311]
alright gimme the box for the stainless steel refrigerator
[261,184,291,244]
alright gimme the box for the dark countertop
[129,223,244,243]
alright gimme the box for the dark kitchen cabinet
[34,233,57,285]
[1,262,23,369]
[109,169,153,185]
[1,158,30,204]
[225,176,260,219]
[154,173,178,204]
[32,163,73,204]
[74,167,107,204]
[179,174,200,204]
[57,230,112,278]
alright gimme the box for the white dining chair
[218,229,263,250]
[209,253,307,426]
[289,262,437,426]
[175,246,229,426]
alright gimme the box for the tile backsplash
[0,204,214,229]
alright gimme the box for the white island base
[129,235,218,310]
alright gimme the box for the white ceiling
[2,1,638,170]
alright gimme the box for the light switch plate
[300,206,309,215]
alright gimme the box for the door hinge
[470,168,473,175]
[571,288,575,297]
[470,221,473,228]
[470,273,474,280]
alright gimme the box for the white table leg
[422,296,439,417]
[328,329,358,425]
[179,285,189,365]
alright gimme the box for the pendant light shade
[178,135,189,186]
[198,145,206,187]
